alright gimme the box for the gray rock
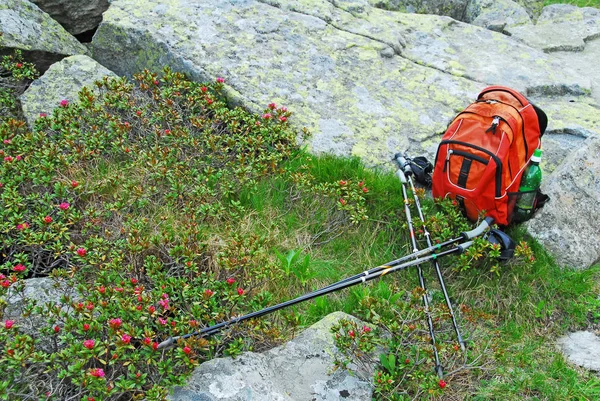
[526,136,600,269]
[91,0,592,166]
[5,277,77,351]
[368,0,468,20]
[529,95,600,174]
[168,312,374,401]
[30,0,110,35]
[0,0,88,72]
[20,55,117,129]
[506,5,600,53]
[558,331,600,371]
[464,0,531,32]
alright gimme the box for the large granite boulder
[0,0,88,72]
[168,312,374,401]
[91,0,591,164]
[30,0,110,35]
[20,54,117,129]
[526,137,600,269]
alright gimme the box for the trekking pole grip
[460,217,494,240]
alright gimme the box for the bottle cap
[531,148,542,163]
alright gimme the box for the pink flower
[89,368,105,378]
[216,77,225,83]
[226,277,235,285]
[348,330,355,338]
[3,140,10,144]
[143,337,152,346]
[439,379,447,389]
[268,102,277,110]
[148,305,156,314]
[152,342,159,350]
[279,106,288,113]
[39,112,47,118]
[98,286,106,294]
[114,287,123,293]
[76,248,87,257]
[157,318,167,325]
[1,280,10,288]
[200,86,207,92]
[262,113,271,120]
[71,180,79,188]
[5,320,15,329]
[16,222,29,230]
[13,264,25,272]
[15,155,21,161]
[83,323,90,331]
[279,116,287,122]
[4,156,13,162]
[54,325,60,333]
[153,80,159,85]
[130,277,138,285]
[237,288,244,296]
[121,334,131,344]
[183,346,191,354]
[158,298,169,310]
[43,216,52,224]
[362,187,369,193]
[108,318,122,329]
[83,339,95,349]
[204,289,214,297]
[86,302,94,311]
[60,99,69,107]
[362,325,371,333]
[339,198,346,206]
[58,202,70,210]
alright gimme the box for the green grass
[544,0,600,7]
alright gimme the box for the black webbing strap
[457,158,472,188]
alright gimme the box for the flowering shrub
[0,68,315,400]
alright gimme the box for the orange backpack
[431,86,548,226]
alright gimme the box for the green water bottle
[514,148,543,222]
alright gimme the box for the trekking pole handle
[393,153,413,176]
[460,217,494,240]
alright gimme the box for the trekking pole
[157,240,475,349]
[395,153,467,352]
[394,156,444,378]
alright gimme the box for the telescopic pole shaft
[396,162,444,378]
[407,171,466,352]
[157,243,472,349]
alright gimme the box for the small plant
[0,50,38,121]
[274,249,315,286]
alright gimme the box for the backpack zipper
[485,116,501,135]
[443,150,453,172]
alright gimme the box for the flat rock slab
[558,331,600,371]
[168,312,373,401]
[20,55,117,129]
[0,0,88,71]
[91,0,592,165]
